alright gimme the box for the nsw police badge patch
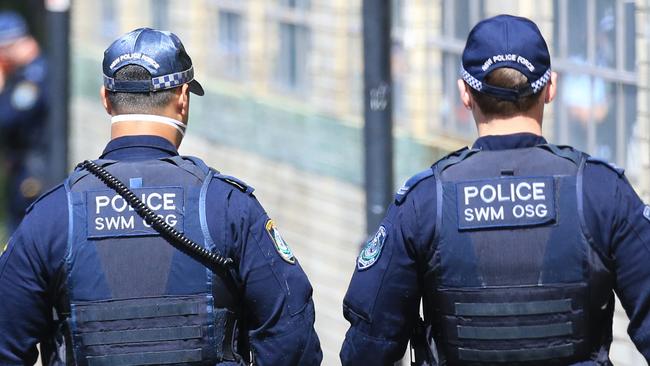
[265,220,295,264]
[358,226,387,270]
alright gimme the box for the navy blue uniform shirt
[0,135,322,365]
[341,133,650,364]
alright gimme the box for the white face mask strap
[111,114,187,137]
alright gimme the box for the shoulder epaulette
[215,173,255,194]
[395,168,434,204]
[25,183,64,214]
[586,156,625,177]
[434,146,474,173]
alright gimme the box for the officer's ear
[544,72,558,104]
[176,84,190,121]
[457,79,472,110]
[100,86,113,115]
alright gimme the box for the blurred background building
[3,0,650,364]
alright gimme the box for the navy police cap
[0,11,27,46]
[461,14,551,101]
[103,28,204,96]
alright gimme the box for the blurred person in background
[561,8,616,160]
[341,15,650,365]
[0,10,48,232]
[0,28,321,366]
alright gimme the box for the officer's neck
[110,113,185,148]
[476,116,543,137]
[473,101,544,137]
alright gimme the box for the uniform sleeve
[0,224,52,364]
[340,192,425,365]
[583,164,650,358]
[0,187,67,364]
[233,197,322,366]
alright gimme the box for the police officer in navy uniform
[341,15,650,365]
[0,11,48,231]
[0,28,322,365]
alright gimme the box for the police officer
[0,28,322,365]
[0,11,48,231]
[340,15,650,365]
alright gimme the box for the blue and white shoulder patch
[215,173,255,194]
[357,226,387,270]
[587,157,625,177]
[265,219,295,264]
[643,205,650,223]
[395,169,434,204]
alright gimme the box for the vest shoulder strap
[586,156,625,177]
[395,147,475,204]
[161,155,215,181]
[536,144,584,166]
[215,173,255,195]
[67,159,118,188]
[435,146,478,173]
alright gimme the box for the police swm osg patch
[456,176,556,230]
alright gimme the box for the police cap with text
[102,28,204,95]
[461,14,552,101]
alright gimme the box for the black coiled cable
[79,160,234,270]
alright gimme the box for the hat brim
[188,79,205,96]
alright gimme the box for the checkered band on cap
[151,67,194,91]
[103,67,195,92]
[461,67,483,91]
[103,75,116,90]
[462,66,551,96]
[531,69,552,93]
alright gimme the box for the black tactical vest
[425,145,614,365]
[58,156,242,366]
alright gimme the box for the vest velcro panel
[434,285,588,364]
[69,296,236,366]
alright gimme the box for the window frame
[427,0,485,139]
[553,0,637,166]
[151,0,170,30]
[207,0,248,81]
[268,1,313,94]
